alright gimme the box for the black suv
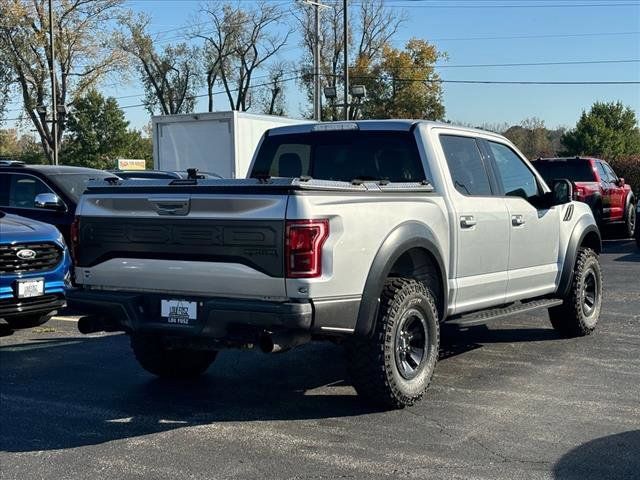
[0,161,117,244]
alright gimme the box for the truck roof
[266,120,506,140]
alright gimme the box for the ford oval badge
[16,249,37,260]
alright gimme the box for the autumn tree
[193,2,291,112]
[62,89,151,169]
[351,39,444,120]
[0,0,126,163]
[120,15,200,115]
[503,117,555,159]
[562,102,640,160]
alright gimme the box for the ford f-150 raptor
[68,121,602,409]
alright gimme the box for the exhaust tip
[77,315,120,334]
[259,333,277,353]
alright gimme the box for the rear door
[482,140,559,301]
[602,162,625,220]
[437,134,510,313]
[595,161,614,220]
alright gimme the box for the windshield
[533,161,595,183]
[251,131,426,183]
[49,172,118,202]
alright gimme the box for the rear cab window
[251,131,426,183]
[534,160,596,183]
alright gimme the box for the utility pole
[342,0,348,120]
[313,3,321,121]
[48,0,58,165]
[301,0,327,121]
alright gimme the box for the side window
[6,174,53,208]
[596,162,609,183]
[440,135,492,196]
[488,142,539,199]
[0,174,9,206]
[603,163,618,182]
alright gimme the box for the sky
[4,0,640,132]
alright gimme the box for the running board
[445,298,564,327]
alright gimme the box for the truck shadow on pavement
[0,321,566,454]
[553,430,640,480]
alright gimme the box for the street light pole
[313,2,321,121]
[342,0,348,120]
[48,0,58,165]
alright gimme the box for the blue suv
[0,211,71,329]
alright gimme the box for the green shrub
[610,156,640,196]
[616,157,640,194]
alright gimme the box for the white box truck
[152,111,311,178]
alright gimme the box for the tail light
[573,185,585,200]
[70,217,80,264]
[285,219,329,278]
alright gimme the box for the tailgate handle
[150,197,191,216]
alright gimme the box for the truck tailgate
[75,192,288,299]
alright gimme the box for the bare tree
[293,0,404,120]
[256,63,288,116]
[120,14,200,115]
[193,2,291,112]
[0,0,126,163]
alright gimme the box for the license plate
[160,299,197,325]
[17,279,44,298]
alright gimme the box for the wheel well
[387,247,445,319]
[581,230,601,254]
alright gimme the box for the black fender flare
[354,221,447,337]
[558,215,602,297]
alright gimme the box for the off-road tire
[623,202,636,238]
[549,248,602,337]
[6,313,51,329]
[345,278,440,409]
[131,334,217,378]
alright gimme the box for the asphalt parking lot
[0,240,638,480]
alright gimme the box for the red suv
[533,157,636,237]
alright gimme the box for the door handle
[512,214,525,226]
[460,215,477,228]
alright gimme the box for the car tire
[5,313,52,329]
[345,278,440,409]
[549,248,602,337]
[623,202,636,238]
[131,334,217,378]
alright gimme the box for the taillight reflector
[285,219,329,278]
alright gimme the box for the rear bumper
[67,288,361,338]
[67,289,313,336]
[0,294,65,319]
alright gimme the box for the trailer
[152,111,310,178]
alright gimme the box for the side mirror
[551,179,573,205]
[35,193,65,211]
[616,177,625,187]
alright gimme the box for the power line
[379,2,640,8]
[408,58,640,69]
[4,53,639,115]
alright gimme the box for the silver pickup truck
[68,121,602,409]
